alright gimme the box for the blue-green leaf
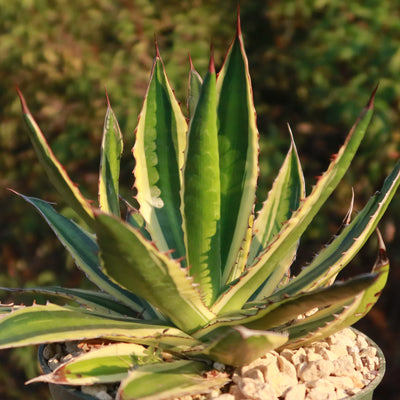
[16,88,94,227]
[13,192,154,318]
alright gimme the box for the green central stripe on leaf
[134,55,187,260]
[217,29,259,284]
[182,60,221,306]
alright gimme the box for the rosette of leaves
[1,16,399,400]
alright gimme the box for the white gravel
[214,328,381,400]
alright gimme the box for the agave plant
[1,16,400,400]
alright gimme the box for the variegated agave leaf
[27,343,149,385]
[133,47,187,261]
[0,286,139,318]
[0,304,200,350]
[16,88,94,228]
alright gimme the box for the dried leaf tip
[208,45,216,74]
[374,228,389,268]
[344,188,355,225]
[105,87,111,108]
[154,34,161,59]
[286,123,298,150]
[367,83,379,109]
[15,86,29,115]
[375,228,386,251]
[286,123,294,141]
[236,4,242,37]
[188,52,195,71]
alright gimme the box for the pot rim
[38,344,97,400]
[346,328,386,399]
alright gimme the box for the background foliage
[1,1,400,399]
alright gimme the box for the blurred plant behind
[1,0,400,399]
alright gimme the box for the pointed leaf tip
[286,123,295,142]
[208,46,215,74]
[367,83,379,109]
[154,34,161,59]
[374,228,389,267]
[188,52,195,71]
[236,4,242,36]
[15,86,29,115]
[105,87,111,108]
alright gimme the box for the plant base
[38,328,385,400]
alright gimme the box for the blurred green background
[1,0,400,399]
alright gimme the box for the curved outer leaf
[194,326,288,367]
[187,54,203,118]
[243,274,377,331]
[94,212,216,333]
[0,304,200,350]
[14,192,155,318]
[28,343,148,385]
[282,233,389,349]
[117,360,229,400]
[280,299,359,349]
[98,95,123,216]
[182,57,221,306]
[275,159,400,297]
[16,88,94,228]
[133,53,187,260]
[218,19,259,283]
[194,273,376,338]
[0,286,138,318]
[213,88,376,314]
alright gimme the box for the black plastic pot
[38,329,386,400]
[38,344,97,400]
